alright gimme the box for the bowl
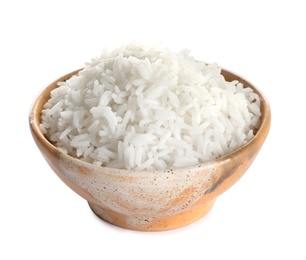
[29,68,271,231]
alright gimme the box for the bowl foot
[88,199,216,231]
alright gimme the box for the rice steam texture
[40,43,261,170]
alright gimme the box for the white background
[1,0,305,259]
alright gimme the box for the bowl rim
[29,68,271,174]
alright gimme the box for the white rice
[40,43,261,170]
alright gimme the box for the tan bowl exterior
[29,69,271,231]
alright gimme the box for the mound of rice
[40,43,261,170]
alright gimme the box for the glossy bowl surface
[29,69,271,231]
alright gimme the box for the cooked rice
[40,43,261,170]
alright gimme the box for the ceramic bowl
[29,69,271,231]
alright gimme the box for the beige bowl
[29,69,271,231]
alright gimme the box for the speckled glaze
[29,69,271,231]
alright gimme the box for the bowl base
[88,199,216,231]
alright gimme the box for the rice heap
[40,43,261,170]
